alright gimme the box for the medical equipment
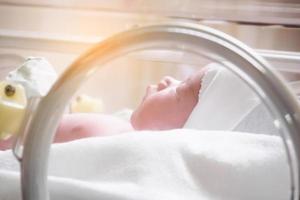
[0,1,299,199]
[0,57,57,140]
[70,95,104,113]
[6,22,297,200]
[0,81,27,139]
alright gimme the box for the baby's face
[131,69,206,130]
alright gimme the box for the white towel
[0,130,290,200]
[184,64,279,135]
[233,103,279,135]
[184,64,259,131]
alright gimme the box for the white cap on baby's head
[184,63,278,135]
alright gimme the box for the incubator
[0,1,300,200]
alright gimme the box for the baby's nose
[157,76,180,91]
[162,76,180,86]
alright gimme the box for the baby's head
[131,64,269,133]
[130,67,207,130]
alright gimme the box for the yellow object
[0,81,27,139]
[71,95,103,113]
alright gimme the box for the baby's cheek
[131,105,153,130]
[130,111,141,130]
[178,95,199,127]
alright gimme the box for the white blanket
[0,130,290,200]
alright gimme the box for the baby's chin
[130,111,155,130]
[131,113,182,131]
[130,110,141,130]
[130,111,153,130]
[131,103,187,131]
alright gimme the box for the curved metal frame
[20,22,300,200]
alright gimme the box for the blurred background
[0,0,299,113]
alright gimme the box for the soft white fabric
[184,64,278,135]
[6,57,57,98]
[233,103,279,135]
[0,130,290,200]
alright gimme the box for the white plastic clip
[12,97,41,162]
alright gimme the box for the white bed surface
[0,129,290,200]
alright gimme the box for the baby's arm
[55,113,133,143]
[0,113,133,150]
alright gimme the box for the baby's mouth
[143,85,157,101]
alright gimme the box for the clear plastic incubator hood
[13,22,300,200]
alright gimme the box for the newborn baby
[0,66,207,149]
[54,67,207,143]
[56,63,277,142]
